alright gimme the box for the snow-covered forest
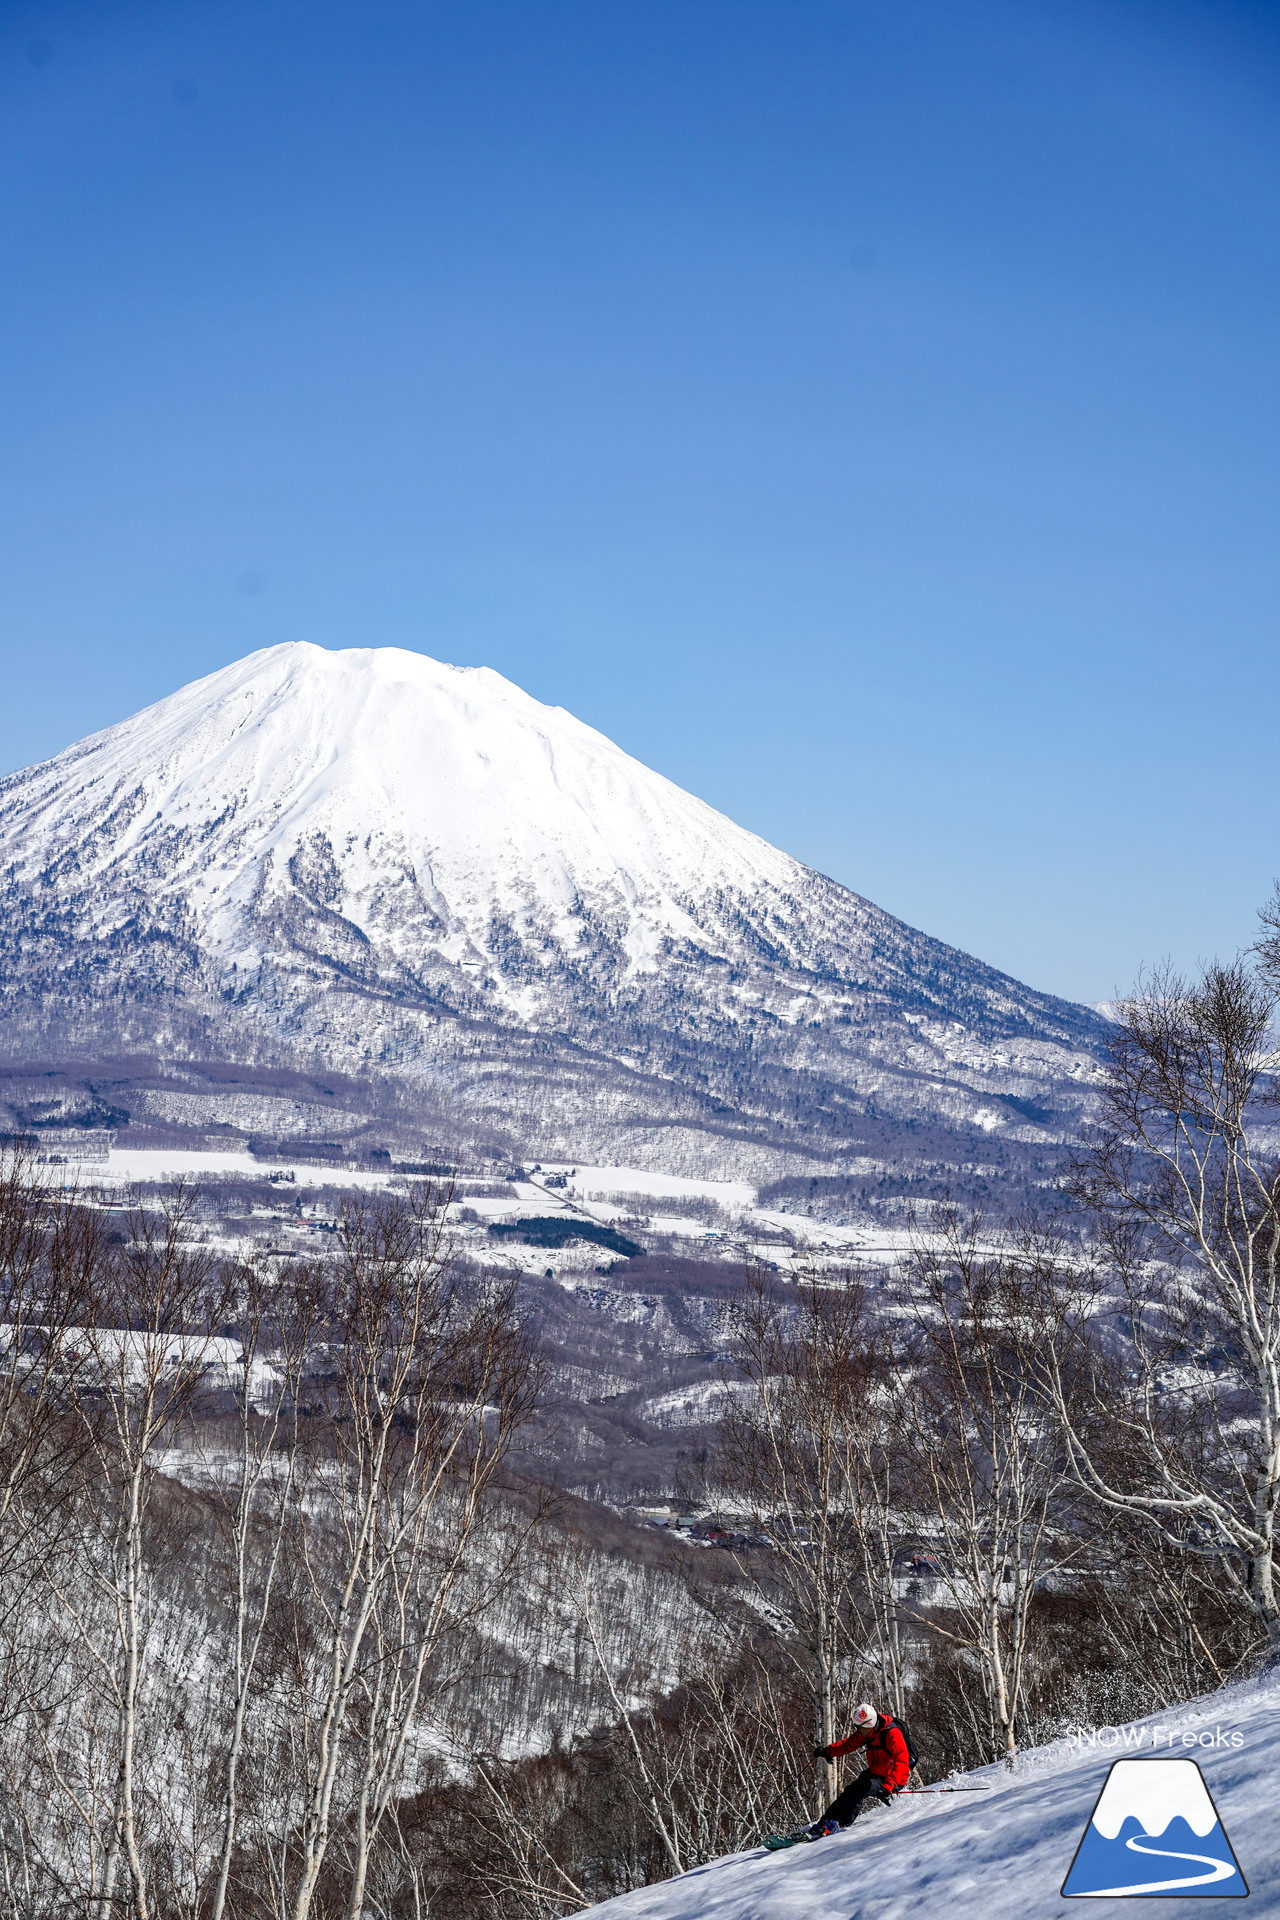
[1,951,1279,1917]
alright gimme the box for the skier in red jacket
[807,1703,912,1837]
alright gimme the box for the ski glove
[814,1745,833,1760]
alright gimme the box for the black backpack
[882,1714,919,1772]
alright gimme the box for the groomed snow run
[578,1674,1280,1919]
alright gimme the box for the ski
[762,1781,987,1847]
[898,1786,991,1794]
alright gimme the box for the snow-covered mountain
[0,643,1105,1187]
[576,1677,1277,1918]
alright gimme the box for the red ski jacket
[824,1718,911,1791]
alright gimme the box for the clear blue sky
[2,0,1277,1004]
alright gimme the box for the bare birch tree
[894,1214,1078,1765]
[720,1265,900,1814]
[282,1188,538,1920]
[51,1184,230,1920]
[0,1150,99,1592]
[1053,959,1280,1654]
[205,1255,319,1920]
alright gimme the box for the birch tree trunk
[1052,960,1280,1655]
[892,1212,1078,1767]
[719,1264,901,1811]
[59,1183,231,1920]
[283,1186,537,1920]
[207,1257,315,1920]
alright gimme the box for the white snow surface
[577,1676,1280,1919]
[50,1148,399,1190]
[559,1168,757,1208]
[4,643,802,987]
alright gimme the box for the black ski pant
[821,1771,889,1828]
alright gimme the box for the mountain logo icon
[1062,1758,1247,1897]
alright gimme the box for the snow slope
[0,643,807,993]
[0,643,1106,1185]
[579,1677,1280,1919]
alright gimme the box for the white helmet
[852,1703,878,1728]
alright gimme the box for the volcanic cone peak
[0,643,1104,1182]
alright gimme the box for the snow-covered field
[68,1148,400,1190]
[70,1147,259,1183]
[42,1150,979,1281]
[552,1167,757,1211]
[750,1213,918,1260]
[637,1381,751,1429]
[578,1675,1280,1918]
[539,1168,939,1270]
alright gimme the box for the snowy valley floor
[580,1675,1280,1919]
